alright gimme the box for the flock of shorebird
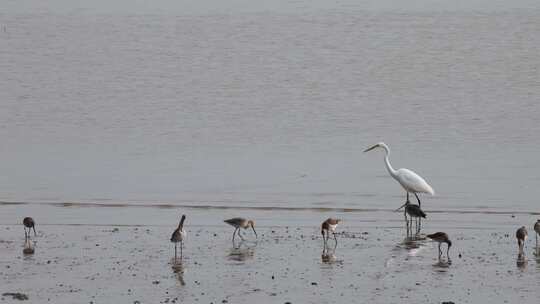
[18,142,540,264]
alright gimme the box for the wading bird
[516,226,527,255]
[224,217,257,242]
[170,215,187,261]
[396,201,426,234]
[23,217,36,240]
[364,142,434,207]
[534,219,540,250]
[427,232,452,260]
[321,218,341,250]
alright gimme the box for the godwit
[23,217,36,240]
[427,232,452,260]
[534,219,540,249]
[364,142,434,208]
[224,217,257,242]
[396,200,426,234]
[321,218,340,249]
[516,226,527,254]
[170,215,187,261]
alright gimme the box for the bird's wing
[397,168,434,195]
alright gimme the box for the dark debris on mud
[2,292,29,300]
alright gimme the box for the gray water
[1,1,540,212]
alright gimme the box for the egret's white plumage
[364,142,434,203]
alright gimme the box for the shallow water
[1,1,540,214]
[0,204,539,303]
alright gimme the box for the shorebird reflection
[228,243,255,262]
[516,253,527,271]
[321,248,337,264]
[23,238,35,255]
[171,263,185,286]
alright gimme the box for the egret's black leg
[414,193,421,207]
[333,233,338,246]
[174,243,177,261]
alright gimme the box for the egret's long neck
[382,146,398,178]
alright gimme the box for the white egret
[364,142,434,207]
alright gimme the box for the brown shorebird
[396,199,426,234]
[170,215,187,261]
[224,217,257,242]
[23,217,36,239]
[516,226,527,254]
[427,232,452,260]
[534,220,540,249]
[321,218,341,249]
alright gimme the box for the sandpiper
[321,218,341,249]
[534,219,540,250]
[516,226,527,255]
[396,200,426,234]
[224,217,257,242]
[23,217,36,240]
[170,215,187,261]
[427,232,452,260]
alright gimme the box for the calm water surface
[1,1,539,212]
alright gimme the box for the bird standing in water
[534,220,540,250]
[516,226,527,255]
[427,232,452,260]
[364,142,434,207]
[321,218,341,250]
[396,201,426,234]
[170,215,187,261]
[23,217,36,240]
[224,217,257,242]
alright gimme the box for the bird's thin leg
[238,228,245,241]
[414,193,421,207]
[232,228,238,243]
[404,208,409,234]
[24,228,28,240]
[333,233,338,248]
[414,193,422,228]
[33,227,36,237]
[180,241,183,260]
[174,243,177,261]
[446,245,450,261]
[438,243,442,257]
[322,231,327,250]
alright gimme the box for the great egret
[364,142,434,207]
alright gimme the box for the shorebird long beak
[363,144,378,153]
[252,226,258,239]
[395,202,407,211]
